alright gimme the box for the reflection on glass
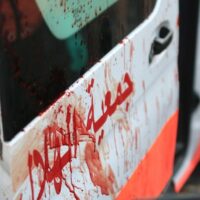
[35,0,118,39]
[0,0,156,141]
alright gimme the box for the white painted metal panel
[0,0,179,199]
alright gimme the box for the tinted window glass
[0,0,156,141]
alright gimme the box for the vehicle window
[35,0,118,39]
[0,0,156,141]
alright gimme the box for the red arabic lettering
[28,154,34,200]
[28,127,70,199]
[98,130,105,145]
[27,72,134,199]
[87,72,134,132]
[28,104,98,200]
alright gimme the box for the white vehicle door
[0,0,179,199]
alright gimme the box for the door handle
[149,26,173,63]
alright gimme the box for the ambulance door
[0,0,179,199]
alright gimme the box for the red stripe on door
[116,111,179,200]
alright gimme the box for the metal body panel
[0,0,179,199]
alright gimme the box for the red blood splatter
[142,80,146,92]
[28,72,134,199]
[123,43,126,68]
[28,123,80,199]
[85,142,116,195]
[28,153,34,200]
[98,130,104,145]
[53,105,64,118]
[39,92,66,116]
[28,102,99,199]
[135,129,139,150]
[156,97,160,113]
[113,131,119,157]
[144,101,148,115]
[130,42,134,60]
[125,102,130,112]
[19,194,23,200]
[86,79,95,93]
[174,68,179,84]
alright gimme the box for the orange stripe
[116,111,179,200]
